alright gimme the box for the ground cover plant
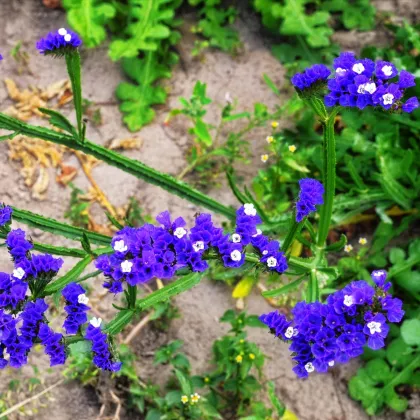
[0,1,420,419]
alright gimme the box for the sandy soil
[0,1,415,419]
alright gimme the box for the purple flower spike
[291,64,330,91]
[0,205,12,227]
[402,97,419,113]
[36,28,82,55]
[296,178,324,222]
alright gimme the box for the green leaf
[401,319,420,346]
[262,276,304,298]
[63,0,116,48]
[116,53,172,131]
[174,368,192,396]
[267,381,285,417]
[109,0,176,60]
[68,339,92,356]
[194,119,212,146]
[263,73,280,96]
[136,272,204,312]
[105,310,135,335]
[39,108,78,138]
[44,255,92,294]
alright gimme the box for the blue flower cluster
[0,204,12,227]
[36,28,82,55]
[85,318,122,372]
[292,53,419,113]
[296,178,324,222]
[95,204,288,294]
[62,283,90,334]
[38,323,66,366]
[291,64,331,91]
[260,270,404,378]
[6,229,33,263]
[0,272,27,309]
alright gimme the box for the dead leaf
[56,164,78,186]
[108,137,143,151]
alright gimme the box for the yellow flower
[344,244,353,253]
[271,121,279,128]
[190,393,201,404]
[181,395,189,404]
[204,377,210,383]
[261,154,269,163]
[288,145,297,153]
[236,354,243,363]
[359,237,367,245]
[266,135,274,143]
[239,339,244,344]
[249,353,255,360]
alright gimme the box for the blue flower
[36,28,82,55]
[296,178,324,222]
[85,318,121,372]
[0,272,27,309]
[0,204,12,227]
[375,61,398,80]
[261,272,403,377]
[38,323,66,366]
[6,229,33,263]
[62,283,90,335]
[291,64,331,91]
[402,97,419,113]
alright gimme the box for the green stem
[306,269,319,302]
[317,113,336,246]
[0,114,235,220]
[281,216,305,254]
[65,52,83,140]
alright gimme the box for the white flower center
[174,227,187,239]
[90,317,102,328]
[193,241,205,252]
[343,295,354,307]
[267,257,277,268]
[285,327,294,339]
[58,28,67,36]
[352,63,365,74]
[230,250,242,261]
[262,250,268,255]
[252,229,262,237]
[367,321,382,334]
[243,203,257,216]
[358,82,376,95]
[382,93,394,105]
[121,260,133,273]
[305,362,315,373]
[113,240,128,252]
[336,67,347,75]
[328,361,335,367]
[231,233,241,243]
[382,65,393,76]
[373,270,385,277]
[13,267,25,280]
[64,34,72,42]
[78,294,89,305]
[293,328,299,337]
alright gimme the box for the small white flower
[357,83,366,94]
[266,257,277,268]
[304,362,315,373]
[252,229,262,237]
[344,244,353,253]
[243,203,257,216]
[64,33,72,42]
[293,328,299,337]
[121,260,133,273]
[90,317,102,328]
[193,241,205,252]
[359,237,368,245]
[231,233,241,243]
[174,227,187,239]
[382,93,394,105]
[230,250,242,261]
[262,250,268,255]
[382,65,393,77]
[288,145,297,153]
[367,321,382,334]
[343,295,354,307]
[373,270,385,277]
[261,154,269,163]
[58,28,67,36]
[225,92,233,104]
[113,240,128,252]
[336,67,347,75]
[364,82,376,94]
[352,63,365,74]
[285,327,294,339]
[13,267,25,280]
[78,294,89,305]
[328,360,335,367]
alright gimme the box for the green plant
[64,183,90,229]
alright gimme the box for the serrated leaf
[63,0,116,48]
[39,108,78,138]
